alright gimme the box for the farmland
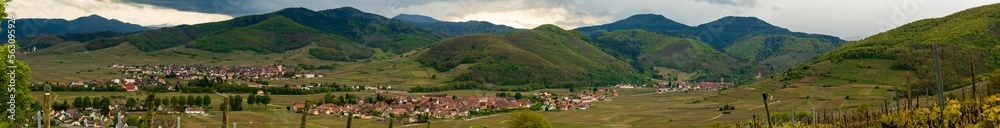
[29,80,916,128]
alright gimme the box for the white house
[185,107,205,114]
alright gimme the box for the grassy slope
[724,34,839,75]
[418,25,644,85]
[692,4,1000,126]
[22,41,450,87]
[780,3,1000,91]
[592,30,738,80]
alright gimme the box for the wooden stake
[763,93,772,128]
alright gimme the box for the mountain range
[392,14,518,36]
[3,14,148,38]
[6,15,149,49]
[574,14,845,82]
[32,5,994,87]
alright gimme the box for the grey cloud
[114,0,269,16]
[51,0,999,40]
[695,0,757,7]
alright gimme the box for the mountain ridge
[417,24,645,85]
[4,14,148,42]
[392,14,518,36]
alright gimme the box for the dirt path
[706,114,724,121]
[749,100,781,110]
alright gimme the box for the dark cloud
[695,0,757,7]
[114,0,270,16]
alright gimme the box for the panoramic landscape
[2,0,1000,127]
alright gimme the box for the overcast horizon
[8,0,1000,40]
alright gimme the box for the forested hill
[417,24,645,86]
[591,30,739,80]
[2,14,148,39]
[393,14,518,36]
[574,14,692,37]
[82,7,447,56]
[575,14,846,82]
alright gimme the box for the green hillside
[574,14,692,37]
[575,15,845,83]
[393,14,518,36]
[592,30,738,80]
[724,34,841,75]
[186,16,371,61]
[418,25,645,86]
[82,7,447,59]
[779,3,1000,93]
[692,16,842,50]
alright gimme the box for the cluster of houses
[42,104,206,127]
[110,63,323,80]
[654,80,735,93]
[48,109,113,127]
[44,105,128,127]
[292,94,530,123]
[37,75,176,92]
[535,89,617,111]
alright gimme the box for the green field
[28,88,747,127]
[21,42,457,89]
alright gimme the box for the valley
[6,2,1000,128]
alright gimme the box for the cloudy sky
[8,0,1000,40]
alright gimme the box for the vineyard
[718,93,1000,128]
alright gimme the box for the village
[110,63,321,80]
[289,88,618,124]
[30,88,616,127]
[611,77,736,94]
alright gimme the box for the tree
[58,100,69,111]
[340,93,357,105]
[126,98,137,110]
[202,95,212,107]
[257,95,268,106]
[323,92,334,104]
[154,98,162,107]
[178,96,187,107]
[506,110,552,128]
[236,95,244,110]
[73,97,83,109]
[100,97,111,109]
[514,93,523,100]
[82,96,92,109]
[365,97,375,104]
[167,96,180,106]
[92,97,102,108]
[261,95,271,106]
[248,94,257,106]
[189,95,199,106]
[229,95,244,111]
